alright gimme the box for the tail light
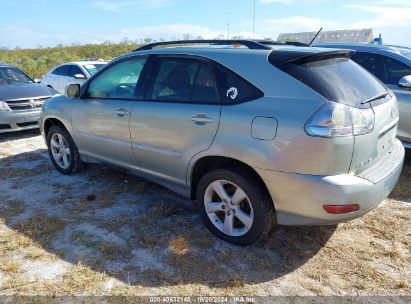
[305,102,374,138]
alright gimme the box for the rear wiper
[361,92,389,104]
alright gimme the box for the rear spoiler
[269,49,355,66]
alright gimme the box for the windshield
[82,64,106,76]
[0,67,32,85]
[276,57,389,108]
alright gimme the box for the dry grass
[61,262,107,294]
[169,234,189,255]
[71,231,98,248]
[0,260,21,273]
[0,134,410,297]
[25,247,46,260]
[99,243,120,259]
[132,202,193,249]
[0,199,25,218]
[112,215,131,230]
[391,163,411,199]
[0,230,34,251]
[13,214,66,247]
[0,167,32,179]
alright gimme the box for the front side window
[0,67,32,85]
[86,57,147,99]
[69,65,85,77]
[351,53,386,82]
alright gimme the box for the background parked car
[314,43,411,147]
[41,61,107,94]
[0,63,57,133]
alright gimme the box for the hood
[0,82,57,101]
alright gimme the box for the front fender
[40,95,74,138]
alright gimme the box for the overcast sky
[0,0,410,48]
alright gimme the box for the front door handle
[189,114,213,124]
[114,108,129,117]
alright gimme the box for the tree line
[0,37,277,79]
[0,39,144,79]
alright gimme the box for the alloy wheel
[203,179,254,237]
[50,133,71,169]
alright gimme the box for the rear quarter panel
[187,54,355,187]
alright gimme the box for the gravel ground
[0,130,410,298]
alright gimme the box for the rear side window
[276,57,388,107]
[146,58,219,104]
[214,66,263,103]
[52,65,70,76]
[147,58,199,102]
[191,63,219,103]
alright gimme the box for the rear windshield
[276,57,388,107]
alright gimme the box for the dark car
[0,63,58,133]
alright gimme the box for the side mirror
[66,84,81,98]
[74,74,86,80]
[398,75,411,89]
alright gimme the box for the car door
[130,56,221,187]
[381,56,411,143]
[54,65,71,93]
[45,65,69,93]
[71,56,148,170]
[352,52,411,142]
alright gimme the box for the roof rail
[253,40,309,47]
[134,39,272,51]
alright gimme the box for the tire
[46,124,82,174]
[196,169,275,245]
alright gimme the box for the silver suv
[40,40,405,245]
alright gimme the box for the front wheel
[196,169,275,245]
[46,125,82,174]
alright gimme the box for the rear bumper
[0,110,41,133]
[256,139,405,225]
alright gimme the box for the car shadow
[0,149,337,289]
[0,129,40,143]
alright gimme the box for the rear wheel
[196,169,275,245]
[46,125,82,174]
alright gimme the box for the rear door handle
[114,108,129,117]
[190,114,213,124]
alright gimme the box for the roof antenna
[309,27,322,46]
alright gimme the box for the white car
[41,61,106,94]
